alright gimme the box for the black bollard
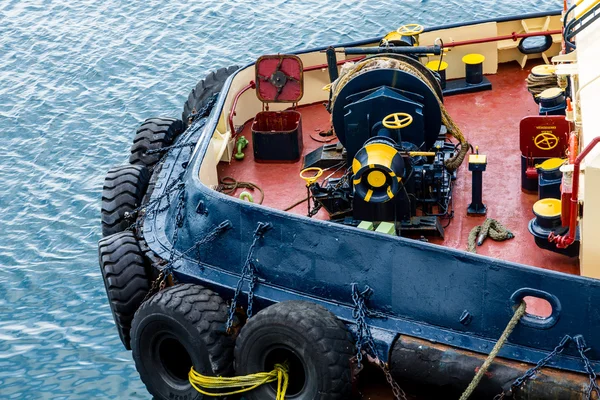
[467,147,487,216]
[463,54,485,85]
[426,60,448,89]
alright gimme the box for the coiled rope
[459,302,527,400]
[526,72,559,97]
[330,57,470,171]
[217,176,265,204]
[189,363,288,398]
[467,218,514,254]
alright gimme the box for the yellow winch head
[536,158,565,171]
[533,198,561,218]
[352,137,405,203]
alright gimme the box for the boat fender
[234,301,354,400]
[129,117,184,168]
[130,284,234,400]
[101,164,150,237]
[98,231,151,349]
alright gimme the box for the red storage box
[251,111,303,162]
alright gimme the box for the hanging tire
[234,300,355,400]
[98,231,151,350]
[182,66,239,129]
[101,164,150,237]
[131,283,234,400]
[129,117,184,168]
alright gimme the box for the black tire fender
[131,284,234,400]
[98,231,151,349]
[182,66,239,129]
[234,300,355,400]
[129,117,184,168]
[101,164,150,237]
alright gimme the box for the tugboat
[99,4,600,399]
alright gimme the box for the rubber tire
[182,66,239,129]
[131,284,234,400]
[101,164,150,237]
[129,117,184,168]
[98,231,151,350]
[234,300,355,400]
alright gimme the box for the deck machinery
[312,56,457,236]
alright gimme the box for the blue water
[0,0,561,398]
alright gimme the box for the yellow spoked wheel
[397,23,424,36]
[382,112,413,130]
[299,167,323,185]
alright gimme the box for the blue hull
[142,10,600,377]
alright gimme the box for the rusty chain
[351,283,407,400]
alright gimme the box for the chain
[350,283,407,400]
[130,93,219,229]
[378,357,407,400]
[494,334,600,400]
[225,222,272,333]
[145,141,197,155]
[186,94,218,125]
[167,187,186,262]
[142,221,232,302]
[169,220,232,266]
[138,94,223,302]
[575,335,600,399]
[151,186,187,289]
[351,283,377,368]
[132,95,218,225]
[142,271,164,303]
[307,198,322,218]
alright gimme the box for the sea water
[0,0,562,398]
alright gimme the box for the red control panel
[519,115,569,158]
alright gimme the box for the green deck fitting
[375,221,396,235]
[357,221,375,231]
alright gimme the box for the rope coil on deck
[467,218,514,253]
[218,176,265,204]
[189,363,289,398]
[330,57,470,171]
[526,72,559,97]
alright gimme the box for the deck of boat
[218,61,579,277]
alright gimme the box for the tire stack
[99,66,357,400]
[98,67,238,350]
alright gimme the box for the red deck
[218,61,579,277]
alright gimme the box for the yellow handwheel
[382,113,413,130]
[300,167,323,185]
[397,23,424,36]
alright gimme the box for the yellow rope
[331,57,470,171]
[459,302,527,400]
[189,363,289,399]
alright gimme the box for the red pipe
[304,56,365,72]
[229,81,256,136]
[550,136,600,248]
[443,29,562,48]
